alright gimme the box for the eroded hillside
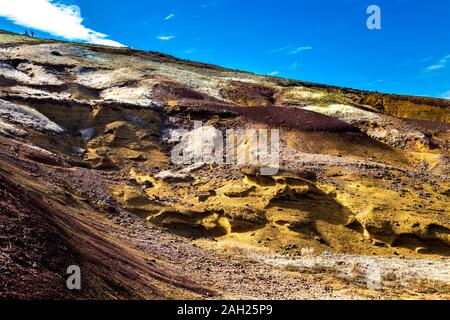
[0,30,449,299]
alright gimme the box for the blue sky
[1,0,449,98]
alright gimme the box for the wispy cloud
[426,64,444,71]
[266,46,290,54]
[424,54,450,72]
[290,62,301,70]
[440,54,450,63]
[368,79,384,86]
[183,48,197,55]
[289,46,312,54]
[157,35,175,41]
[0,0,124,47]
[268,71,280,76]
[164,13,175,21]
[266,45,312,55]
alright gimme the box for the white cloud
[289,46,312,54]
[290,62,301,70]
[426,64,444,71]
[439,54,450,64]
[0,0,124,47]
[425,54,450,72]
[183,48,197,55]
[265,46,289,54]
[368,79,384,86]
[269,71,279,76]
[157,35,175,41]
[164,13,175,21]
[266,45,312,55]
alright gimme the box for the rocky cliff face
[0,30,449,299]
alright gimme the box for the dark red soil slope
[0,151,209,299]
